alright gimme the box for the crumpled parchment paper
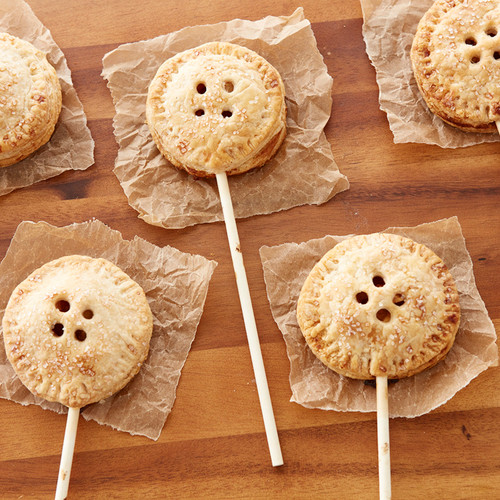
[0,220,217,439]
[260,217,498,417]
[0,0,94,195]
[102,7,348,229]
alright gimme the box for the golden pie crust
[146,41,287,177]
[2,255,153,408]
[411,0,500,133]
[297,233,460,380]
[0,33,62,167]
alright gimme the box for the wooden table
[1,1,499,498]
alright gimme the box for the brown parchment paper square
[0,220,217,439]
[259,217,498,417]
[0,0,94,196]
[360,0,500,148]
[101,8,349,230]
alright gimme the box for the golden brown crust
[0,33,62,167]
[297,233,460,380]
[146,41,287,177]
[410,0,500,133]
[2,255,153,408]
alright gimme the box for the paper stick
[376,376,391,500]
[215,172,283,467]
[496,121,500,135]
[55,407,80,500]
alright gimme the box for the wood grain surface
[0,1,499,499]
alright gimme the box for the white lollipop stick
[496,121,500,135]
[215,172,283,467]
[376,376,391,500]
[55,407,80,500]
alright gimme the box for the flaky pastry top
[146,41,286,176]
[0,32,62,166]
[411,0,500,132]
[2,255,153,408]
[297,233,460,380]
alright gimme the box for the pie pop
[411,0,500,134]
[146,41,287,466]
[0,32,62,167]
[2,255,153,499]
[146,41,287,177]
[297,233,460,499]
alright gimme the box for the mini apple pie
[2,255,153,408]
[146,41,287,177]
[0,33,62,167]
[411,0,500,133]
[297,233,460,380]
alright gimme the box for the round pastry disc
[0,32,62,167]
[411,0,500,133]
[297,233,460,380]
[146,41,287,177]
[2,255,153,408]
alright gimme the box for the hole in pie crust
[55,300,70,312]
[196,83,207,94]
[376,309,391,322]
[224,81,234,92]
[471,55,481,64]
[195,109,205,116]
[465,37,477,46]
[221,110,232,118]
[82,309,94,319]
[372,276,385,287]
[52,323,64,337]
[356,291,369,304]
[75,329,87,341]
[393,293,405,306]
[486,28,497,37]
[494,51,500,60]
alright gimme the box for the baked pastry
[297,233,460,380]
[0,32,62,167]
[2,255,153,408]
[410,0,500,133]
[146,41,287,177]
